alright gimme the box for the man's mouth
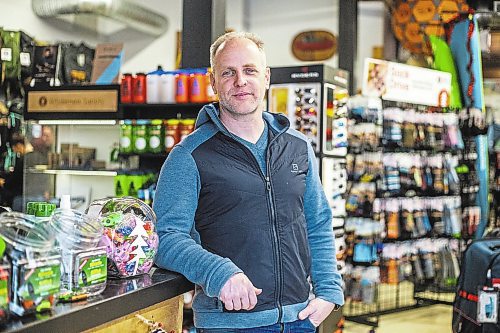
[233,92,252,97]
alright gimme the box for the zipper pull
[266,177,271,191]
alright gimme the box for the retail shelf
[118,152,169,159]
[120,102,205,120]
[27,168,118,177]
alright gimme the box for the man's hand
[219,273,262,311]
[298,298,336,327]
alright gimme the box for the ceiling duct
[32,0,168,36]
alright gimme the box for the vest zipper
[265,148,283,324]
[224,129,284,322]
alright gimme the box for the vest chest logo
[291,163,299,173]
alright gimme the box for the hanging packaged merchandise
[429,198,445,236]
[0,212,61,316]
[86,197,158,278]
[429,155,445,195]
[1,31,21,81]
[400,199,418,239]
[31,45,59,87]
[19,31,34,88]
[432,116,445,151]
[444,154,461,195]
[385,199,400,240]
[382,108,402,148]
[398,155,413,195]
[353,240,378,264]
[0,30,22,101]
[49,208,106,300]
[443,113,464,150]
[443,197,462,238]
[413,199,432,236]
[59,43,95,85]
[383,155,401,195]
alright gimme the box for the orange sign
[292,31,337,61]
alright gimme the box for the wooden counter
[1,268,193,333]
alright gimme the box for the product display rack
[342,97,464,328]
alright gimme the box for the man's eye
[221,70,234,77]
[245,68,257,74]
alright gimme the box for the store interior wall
[3,0,385,203]
[1,0,384,91]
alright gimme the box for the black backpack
[452,238,500,332]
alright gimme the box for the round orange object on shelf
[391,0,469,55]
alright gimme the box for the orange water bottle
[175,71,189,103]
[189,69,207,103]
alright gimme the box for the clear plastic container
[0,212,60,316]
[86,197,158,278]
[49,209,107,300]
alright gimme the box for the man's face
[211,38,270,117]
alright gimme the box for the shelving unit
[22,85,205,211]
[26,168,118,177]
[120,103,202,120]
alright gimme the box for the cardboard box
[91,43,123,84]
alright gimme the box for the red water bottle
[132,73,147,104]
[120,73,133,103]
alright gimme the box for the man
[154,31,344,332]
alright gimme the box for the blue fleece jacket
[153,103,344,328]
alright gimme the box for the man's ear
[265,67,271,90]
[210,71,217,94]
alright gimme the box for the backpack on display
[452,238,500,333]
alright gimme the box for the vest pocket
[192,291,224,313]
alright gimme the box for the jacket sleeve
[303,143,345,306]
[153,144,242,297]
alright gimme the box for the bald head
[210,31,267,70]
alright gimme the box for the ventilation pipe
[32,0,168,36]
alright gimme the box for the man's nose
[234,71,247,87]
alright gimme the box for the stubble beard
[219,98,261,119]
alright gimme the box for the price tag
[477,288,498,324]
[20,52,31,66]
[1,48,12,61]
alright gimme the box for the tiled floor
[343,304,453,333]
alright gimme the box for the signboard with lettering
[362,58,452,107]
[27,90,118,113]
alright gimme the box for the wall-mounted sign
[362,58,451,107]
[27,89,118,113]
[291,30,336,61]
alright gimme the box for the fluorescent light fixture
[37,120,117,125]
[35,169,118,177]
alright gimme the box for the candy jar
[49,209,107,300]
[0,212,60,316]
[86,197,158,278]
